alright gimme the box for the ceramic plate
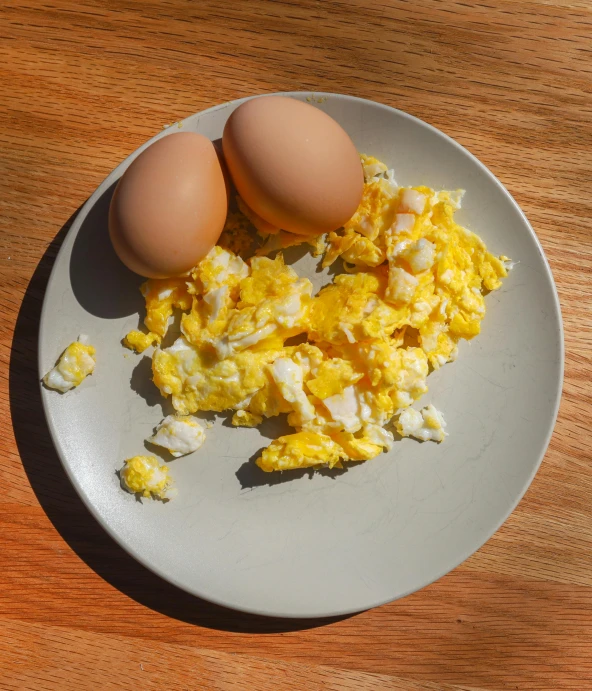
[39,93,563,618]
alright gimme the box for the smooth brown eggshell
[212,137,232,204]
[222,96,363,236]
[109,132,227,278]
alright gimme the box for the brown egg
[212,137,232,204]
[222,96,363,237]
[109,132,227,278]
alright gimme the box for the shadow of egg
[69,180,144,319]
[129,355,170,411]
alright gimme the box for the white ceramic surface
[39,93,563,618]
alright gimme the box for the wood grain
[1,1,591,688]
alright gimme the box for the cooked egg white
[148,415,206,457]
[396,404,447,443]
[43,335,96,392]
[125,154,510,475]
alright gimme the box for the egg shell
[212,137,232,204]
[109,132,227,278]
[222,96,363,236]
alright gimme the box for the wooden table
[2,1,591,688]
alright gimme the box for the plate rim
[37,91,565,618]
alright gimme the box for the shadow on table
[9,197,352,634]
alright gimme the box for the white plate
[39,93,563,618]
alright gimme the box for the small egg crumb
[396,404,447,442]
[43,335,96,392]
[232,410,263,427]
[120,455,176,500]
[148,415,206,457]
[309,233,327,257]
[123,330,159,353]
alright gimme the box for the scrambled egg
[257,432,347,472]
[397,404,448,442]
[148,415,206,457]
[120,455,177,500]
[125,155,510,476]
[123,330,158,353]
[43,335,96,392]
